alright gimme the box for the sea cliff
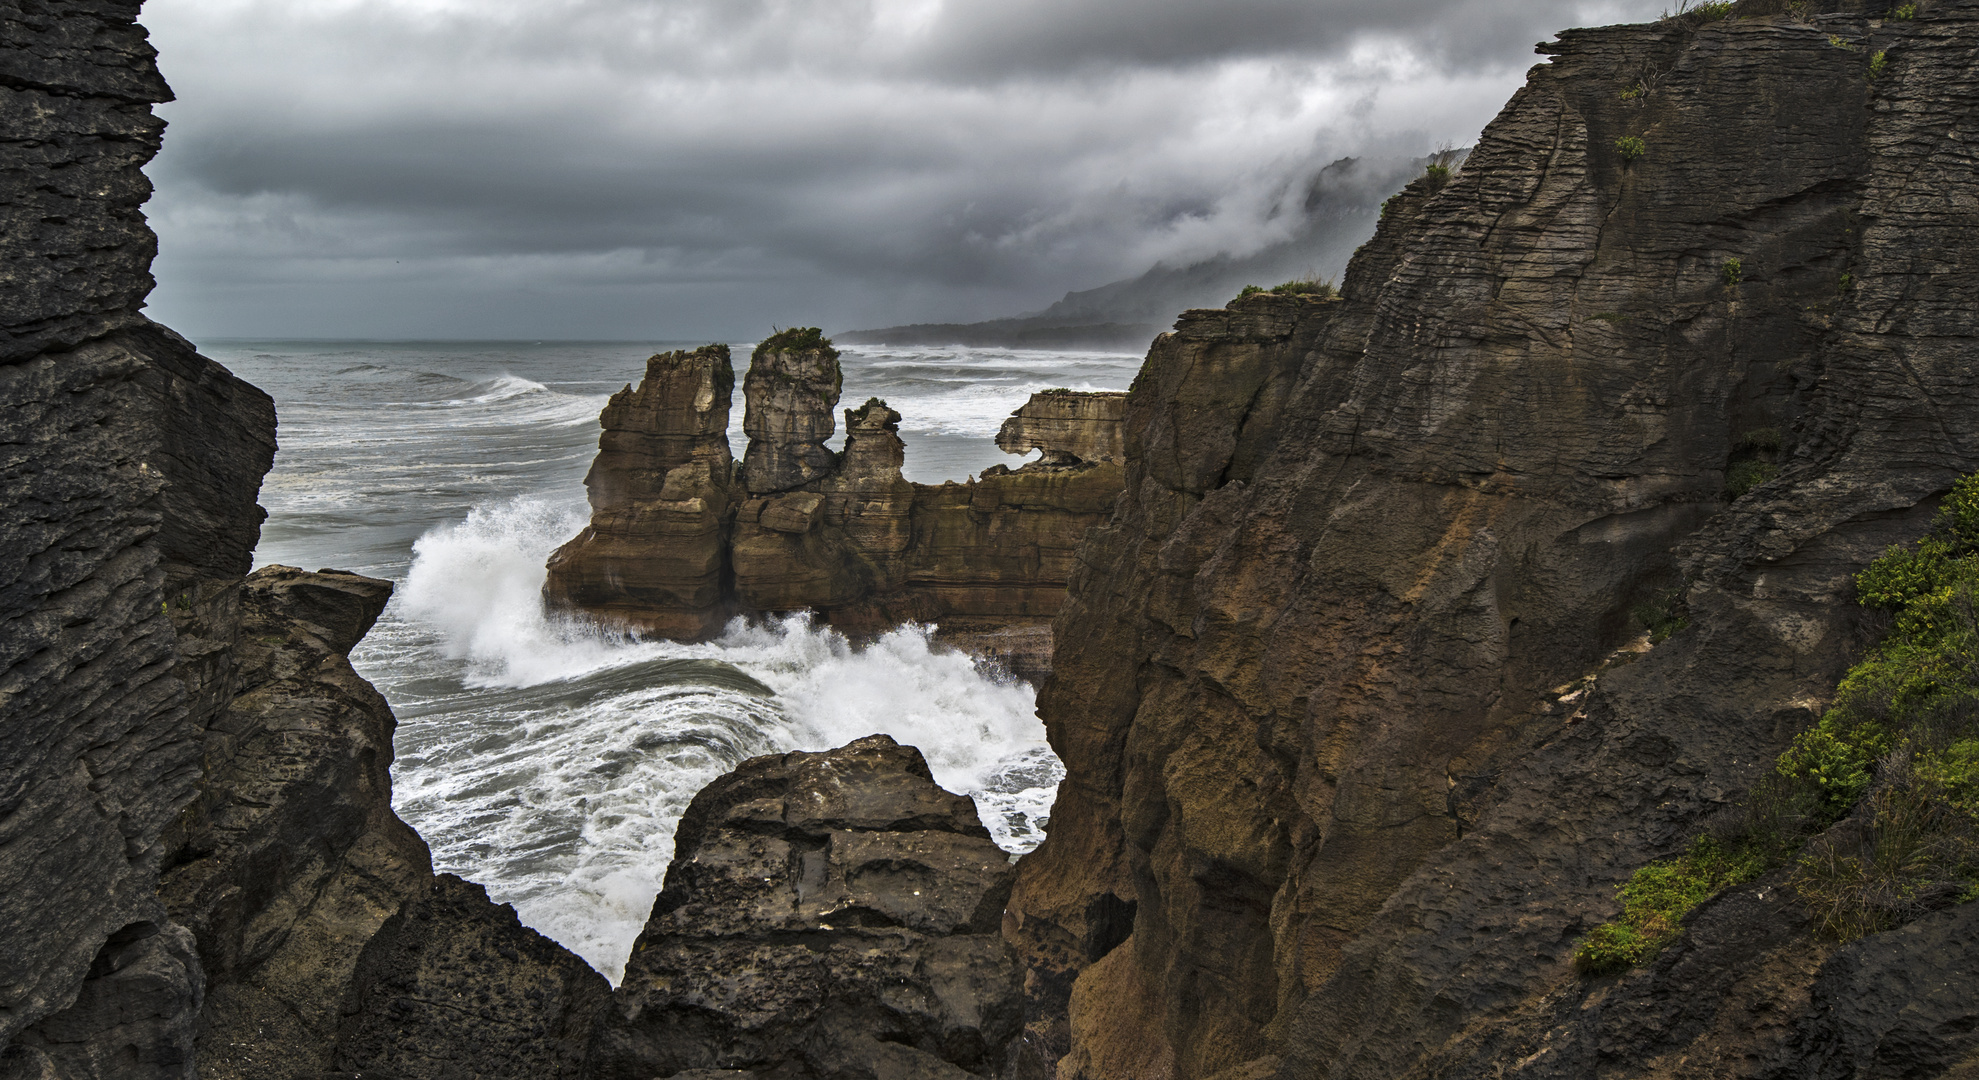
[6,0,1979,1078]
[1008,1,1979,1077]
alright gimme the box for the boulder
[591,735,1024,1079]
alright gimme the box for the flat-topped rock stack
[543,331,1127,679]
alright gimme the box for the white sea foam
[385,494,1061,983]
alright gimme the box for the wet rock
[551,360,1125,679]
[591,735,1024,1080]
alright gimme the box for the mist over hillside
[838,151,1462,348]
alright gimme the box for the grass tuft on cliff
[1575,473,1979,974]
[756,326,838,357]
[1660,0,1735,27]
[1573,836,1764,975]
[1236,278,1338,302]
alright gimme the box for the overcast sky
[140,0,1661,341]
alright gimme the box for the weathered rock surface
[0,0,170,363]
[1006,2,1979,1078]
[592,735,1024,1080]
[2,4,611,1077]
[995,391,1127,467]
[741,339,843,494]
[545,345,739,639]
[545,351,1126,681]
[335,874,611,1080]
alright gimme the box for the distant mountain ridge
[839,151,1464,349]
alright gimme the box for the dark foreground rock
[1,5,610,1077]
[592,735,1024,1080]
[335,874,612,1080]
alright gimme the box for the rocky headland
[542,334,1128,681]
[7,0,1979,1078]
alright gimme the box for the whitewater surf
[211,338,1140,981]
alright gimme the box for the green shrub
[1619,85,1643,101]
[1631,587,1690,644]
[756,326,836,356]
[1271,277,1337,298]
[1933,472,1979,548]
[1616,135,1647,161]
[1662,0,1736,25]
[1793,760,1979,939]
[1726,459,1778,498]
[1573,836,1764,974]
[1839,271,1855,294]
[1892,3,1918,18]
[1424,163,1452,192]
[1855,540,1958,608]
[1777,714,1893,821]
[1829,33,1860,51]
[1235,279,1336,303]
[1575,470,1979,971]
[1722,257,1743,286]
[1742,427,1783,452]
[1870,50,1890,79]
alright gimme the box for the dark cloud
[141,0,1662,340]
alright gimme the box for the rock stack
[740,329,844,493]
[544,345,739,639]
[544,334,1127,679]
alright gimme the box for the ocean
[207,338,1145,983]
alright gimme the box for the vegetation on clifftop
[1236,277,1338,302]
[1576,474,1979,974]
[755,326,838,357]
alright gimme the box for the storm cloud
[141,0,1662,340]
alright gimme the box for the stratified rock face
[1008,4,1979,1079]
[156,565,432,1080]
[995,390,1128,466]
[544,345,738,639]
[1,211,274,1080]
[2,5,614,1076]
[741,338,842,494]
[0,0,169,362]
[592,735,1024,1080]
[548,347,1126,677]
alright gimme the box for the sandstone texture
[546,349,1127,681]
[1006,2,1979,1078]
[545,345,740,639]
[741,338,843,493]
[592,735,1024,1080]
[995,391,1127,467]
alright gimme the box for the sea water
[209,338,1143,982]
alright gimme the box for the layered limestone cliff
[546,337,1127,680]
[1008,2,1979,1078]
[1,6,606,1077]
